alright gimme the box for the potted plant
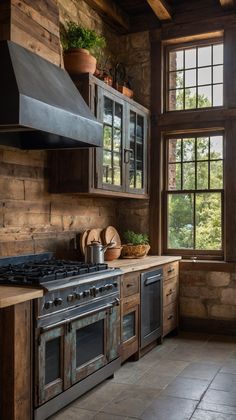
[121,230,150,259]
[61,21,106,75]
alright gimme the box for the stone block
[207,272,230,287]
[209,304,236,320]
[180,297,207,318]
[221,288,236,304]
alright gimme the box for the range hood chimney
[0,41,102,149]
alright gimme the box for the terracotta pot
[104,246,122,261]
[63,48,97,75]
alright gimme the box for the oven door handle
[68,299,120,324]
[144,274,162,286]
[39,299,120,333]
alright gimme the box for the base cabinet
[162,262,179,337]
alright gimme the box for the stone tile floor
[51,332,236,420]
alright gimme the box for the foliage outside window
[166,134,224,255]
[167,42,223,111]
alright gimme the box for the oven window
[45,337,61,385]
[76,320,104,367]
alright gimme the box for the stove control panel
[42,277,120,314]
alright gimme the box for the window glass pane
[185,48,196,69]
[197,162,209,189]
[213,65,223,84]
[213,44,223,65]
[137,115,144,138]
[168,194,194,249]
[130,111,136,139]
[123,312,135,342]
[103,97,113,125]
[197,137,209,160]
[168,163,181,190]
[136,163,143,189]
[198,85,212,107]
[196,193,222,250]
[169,90,184,110]
[213,84,223,106]
[103,151,112,184]
[185,69,196,87]
[210,161,223,189]
[169,71,183,89]
[114,103,122,128]
[210,136,223,159]
[113,166,121,186]
[183,162,195,189]
[169,50,184,71]
[198,46,211,67]
[169,138,182,162]
[183,138,195,161]
[185,88,197,109]
[137,142,143,161]
[198,67,211,86]
[129,159,135,188]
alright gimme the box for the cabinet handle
[168,267,175,273]
[167,314,174,320]
[124,148,133,164]
[126,283,133,288]
[166,289,173,296]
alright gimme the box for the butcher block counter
[0,286,43,308]
[108,255,181,273]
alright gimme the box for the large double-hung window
[165,133,224,257]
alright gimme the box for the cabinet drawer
[163,277,178,307]
[163,262,179,280]
[163,302,178,337]
[122,272,140,298]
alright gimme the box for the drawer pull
[166,289,173,296]
[168,267,175,273]
[167,314,174,320]
[126,283,133,288]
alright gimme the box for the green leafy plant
[61,21,106,57]
[123,230,149,245]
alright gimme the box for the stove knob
[44,300,54,310]
[76,292,83,300]
[106,283,113,290]
[99,286,106,293]
[83,290,90,298]
[113,281,118,288]
[95,287,100,295]
[67,294,75,302]
[54,297,63,306]
[90,287,95,296]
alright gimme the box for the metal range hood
[0,40,102,149]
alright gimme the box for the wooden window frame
[165,37,224,113]
[163,131,224,259]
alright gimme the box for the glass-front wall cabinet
[128,109,146,192]
[102,95,123,189]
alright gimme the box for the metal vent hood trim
[0,40,102,149]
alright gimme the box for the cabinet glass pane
[45,337,61,385]
[114,103,122,128]
[103,97,113,125]
[123,312,135,342]
[104,126,112,150]
[102,98,123,187]
[129,112,144,190]
[76,320,104,368]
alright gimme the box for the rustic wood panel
[224,27,236,109]
[0,1,10,40]
[0,301,33,419]
[225,120,236,261]
[146,0,172,21]
[219,0,235,9]
[85,0,130,32]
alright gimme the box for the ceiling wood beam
[85,0,130,32]
[219,0,235,9]
[146,0,172,21]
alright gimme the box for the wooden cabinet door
[36,324,70,405]
[125,104,149,195]
[95,87,126,192]
[121,294,139,362]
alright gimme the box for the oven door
[36,322,70,406]
[70,303,120,384]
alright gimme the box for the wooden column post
[149,30,163,255]
[0,302,33,420]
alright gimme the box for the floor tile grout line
[188,362,225,419]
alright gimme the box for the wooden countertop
[107,255,181,273]
[0,286,43,308]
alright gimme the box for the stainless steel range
[0,253,122,420]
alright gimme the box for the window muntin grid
[166,135,223,252]
[167,43,224,111]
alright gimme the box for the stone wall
[180,266,236,334]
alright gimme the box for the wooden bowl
[104,246,122,261]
